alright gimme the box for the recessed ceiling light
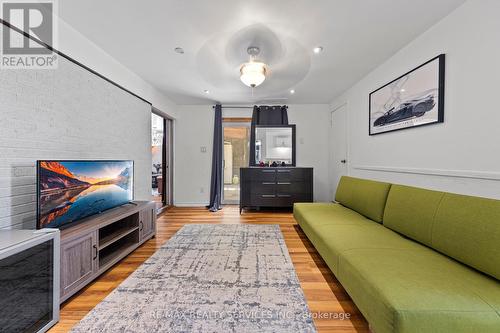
[174,47,184,54]
[290,89,295,94]
[313,46,323,54]
[204,90,210,94]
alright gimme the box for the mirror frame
[251,124,296,167]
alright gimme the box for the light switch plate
[200,146,207,153]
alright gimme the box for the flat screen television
[36,160,134,229]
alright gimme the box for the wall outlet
[200,146,207,153]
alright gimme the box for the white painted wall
[174,104,330,206]
[0,16,180,229]
[173,106,214,206]
[290,105,330,202]
[58,19,177,117]
[330,0,500,199]
[0,55,152,229]
[57,19,177,117]
[1,14,177,117]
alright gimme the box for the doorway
[330,103,348,197]
[222,119,251,204]
[151,111,173,210]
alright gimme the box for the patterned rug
[71,224,316,333]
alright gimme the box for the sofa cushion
[294,203,374,274]
[294,203,420,275]
[338,248,500,333]
[432,193,500,280]
[383,184,444,246]
[335,176,391,223]
[294,202,373,228]
[384,185,500,280]
[306,224,422,276]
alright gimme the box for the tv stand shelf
[99,225,139,250]
[59,201,156,303]
[99,234,138,269]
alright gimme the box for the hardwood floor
[49,206,369,333]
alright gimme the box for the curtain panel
[207,104,223,211]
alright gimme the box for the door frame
[222,119,251,205]
[152,108,174,209]
[163,117,174,206]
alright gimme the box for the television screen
[37,160,134,229]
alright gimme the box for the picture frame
[369,54,445,135]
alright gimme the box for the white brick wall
[0,57,152,229]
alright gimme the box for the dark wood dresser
[240,167,313,213]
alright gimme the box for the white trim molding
[352,165,500,181]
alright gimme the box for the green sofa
[294,176,500,333]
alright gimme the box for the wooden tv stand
[59,201,156,303]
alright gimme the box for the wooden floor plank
[49,206,369,333]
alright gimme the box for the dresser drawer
[249,182,276,195]
[275,181,312,194]
[250,193,312,207]
[250,194,280,207]
[275,193,313,205]
[291,193,314,203]
[276,168,311,181]
[243,168,276,182]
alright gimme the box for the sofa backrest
[335,176,392,223]
[384,184,500,280]
[383,185,443,246]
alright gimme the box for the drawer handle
[261,194,276,198]
[277,182,291,185]
[277,170,291,173]
[93,245,98,260]
[261,170,275,173]
[262,182,276,185]
[278,194,292,198]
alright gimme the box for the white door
[330,104,348,199]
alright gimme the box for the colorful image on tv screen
[38,160,133,228]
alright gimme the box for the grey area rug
[71,224,317,333]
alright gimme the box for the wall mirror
[252,125,296,166]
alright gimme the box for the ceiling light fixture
[313,46,323,54]
[204,90,210,94]
[240,62,267,88]
[174,47,184,54]
[290,89,295,94]
[240,46,268,88]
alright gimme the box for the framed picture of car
[369,54,445,135]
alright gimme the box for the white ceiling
[59,0,465,105]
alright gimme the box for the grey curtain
[250,105,289,165]
[207,104,223,211]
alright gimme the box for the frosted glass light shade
[240,62,267,87]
